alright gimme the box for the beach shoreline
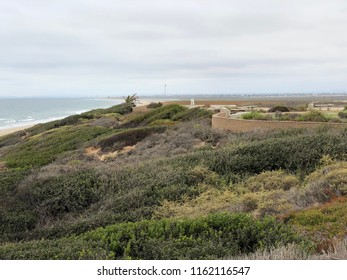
[0,99,155,138]
[0,125,33,137]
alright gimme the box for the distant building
[309,102,345,111]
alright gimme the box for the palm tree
[123,94,138,106]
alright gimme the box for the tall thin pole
[164,84,167,97]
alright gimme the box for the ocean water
[0,98,122,130]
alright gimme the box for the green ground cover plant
[0,213,307,260]
[286,197,347,250]
[3,125,112,169]
[241,111,272,120]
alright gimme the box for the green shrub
[278,113,300,121]
[147,102,163,108]
[338,111,347,119]
[122,106,211,129]
[268,106,290,113]
[0,170,29,196]
[304,162,347,197]
[241,111,272,120]
[193,124,222,145]
[20,170,104,219]
[0,131,26,148]
[149,119,177,126]
[0,159,210,241]
[205,128,347,180]
[97,126,166,152]
[0,210,38,238]
[0,213,305,259]
[171,107,212,121]
[122,105,186,128]
[296,111,329,122]
[85,103,133,116]
[287,197,347,247]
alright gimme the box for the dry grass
[153,188,238,219]
[84,145,136,161]
[101,120,225,165]
[233,240,347,260]
[305,161,347,196]
[239,170,300,192]
[154,162,347,245]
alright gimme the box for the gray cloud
[1,0,347,96]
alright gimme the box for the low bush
[26,114,94,136]
[287,197,347,251]
[296,111,329,122]
[147,102,163,108]
[97,126,166,152]
[0,157,211,241]
[149,119,177,126]
[87,117,119,128]
[241,111,272,120]
[85,103,133,116]
[0,213,305,259]
[192,123,222,145]
[171,107,213,121]
[205,128,347,180]
[0,170,29,196]
[278,113,300,121]
[19,170,104,220]
[0,210,38,239]
[242,170,300,192]
[122,105,186,128]
[338,110,347,119]
[304,162,347,197]
[153,188,237,219]
[0,131,26,148]
[268,106,290,113]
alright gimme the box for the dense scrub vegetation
[0,213,308,260]
[0,102,346,259]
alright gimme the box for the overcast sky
[1,0,347,97]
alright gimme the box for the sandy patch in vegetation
[193,140,206,148]
[85,145,136,161]
[0,161,7,171]
[85,146,101,156]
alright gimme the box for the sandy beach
[0,125,33,137]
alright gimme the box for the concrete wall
[212,112,347,132]
[162,100,284,106]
